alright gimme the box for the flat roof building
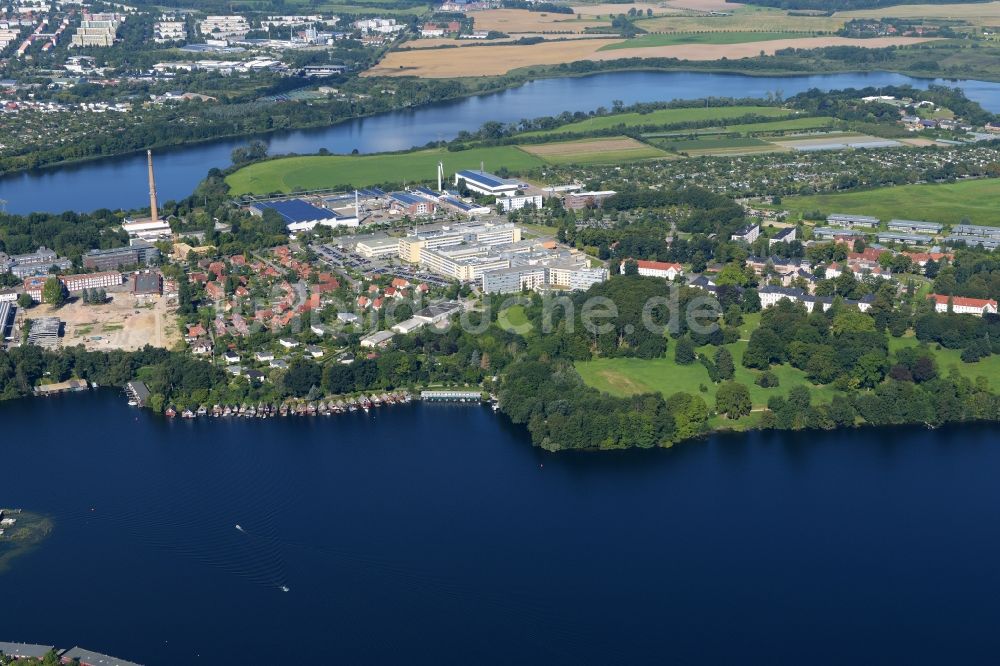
[249,199,359,232]
[454,170,519,196]
[828,213,880,229]
[887,219,942,234]
[877,231,935,245]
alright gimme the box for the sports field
[521,136,670,164]
[779,178,1000,227]
[521,105,794,138]
[600,30,807,50]
[225,146,544,194]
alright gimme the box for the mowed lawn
[780,178,1000,227]
[226,146,544,194]
[521,136,670,164]
[889,336,1000,392]
[600,31,806,50]
[576,338,842,410]
[519,106,794,138]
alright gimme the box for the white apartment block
[154,20,186,42]
[199,15,250,40]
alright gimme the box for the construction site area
[26,290,180,352]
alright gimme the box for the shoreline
[14,384,998,453]
[1,65,994,184]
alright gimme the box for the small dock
[420,390,483,403]
[125,380,151,407]
[33,379,89,396]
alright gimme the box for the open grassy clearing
[521,136,670,164]
[520,105,794,138]
[226,146,543,194]
[778,178,1000,227]
[575,338,842,410]
[600,30,807,50]
[890,336,1000,392]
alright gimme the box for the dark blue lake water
[2,390,1000,664]
[4,70,1000,214]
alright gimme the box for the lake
[4,70,1000,214]
[2,390,1000,664]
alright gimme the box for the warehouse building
[355,235,400,259]
[454,170,520,196]
[248,199,359,232]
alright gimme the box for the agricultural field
[366,31,932,77]
[600,30,807,50]
[226,146,544,194]
[520,105,795,138]
[771,132,903,151]
[838,1,1000,28]
[520,136,671,163]
[650,135,778,155]
[777,178,1000,227]
[634,5,846,33]
[470,9,607,33]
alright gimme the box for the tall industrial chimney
[147,149,159,223]
[437,161,443,192]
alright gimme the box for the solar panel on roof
[257,200,337,223]
[457,170,505,188]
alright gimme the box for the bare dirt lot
[366,36,935,78]
[32,291,180,351]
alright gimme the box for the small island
[0,509,53,574]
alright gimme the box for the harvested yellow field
[637,7,845,32]
[572,2,682,16]
[398,33,604,49]
[839,1,1000,25]
[471,8,607,33]
[365,36,935,78]
[521,136,670,163]
[662,0,744,10]
[366,38,620,77]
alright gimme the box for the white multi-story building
[60,271,122,293]
[71,13,123,47]
[496,194,543,212]
[154,20,186,42]
[927,294,998,316]
[621,259,684,280]
[199,15,250,40]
